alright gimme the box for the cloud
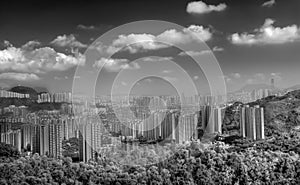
[262,0,275,7]
[77,24,113,32]
[178,50,210,56]
[54,76,69,80]
[162,70,172,74]
[93,57,140,72]
[178,46,223,56]
[145,78,153,83]
[157,25,212,44]
[270,72,282,81]
[0,42,85,73]
[221,74,241,83]
[221,75,232,83]
[231,73,241,79]
[246,78,255,84]
[3,40,12,47]
[186,1,227,14]
[103,25,212,54]
[254,73,266,80]
[230,18,300,45]
[73,76,81,79]
[22,41,41,50]
[141,56,173,62]
[50,34,87,48]
[0,72,40,81]
[77,24,96,30]
[246,73,267,84]
[212,46,224,52]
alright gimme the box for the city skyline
[1,1,300,184]
[0,0,300,95]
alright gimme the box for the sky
[1,0,300,96]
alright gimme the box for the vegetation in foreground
[0,130,300,185]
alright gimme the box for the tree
[0,142,20,158]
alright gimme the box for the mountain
[237,83,276,92]
[10,86,38,100]
[0,86,63,112]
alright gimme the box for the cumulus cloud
[77,24,96,30]
[144,78,153,83]
[54,76,69,80]
[186,1,227,14]
[0,72,40,81]
[102,25,212,54]
[246,73,268,84]
[230,18,300,45]
[0,42,85,73]
[262,0,275,7]
[178,46,223,56]
[270,72,282,81]
[246,78,255,84]
[178,50,209,56]
[22,40,41,50]
[254,73,266,80]
[141,57,173,62]
[93,57,140,72]
[221,75,232,83]
[121,81,127,86]
[162,70,172,74]
[3,40,12,48]
[50,34,87,48]
[231,73,241,79]
[212,46,224,52]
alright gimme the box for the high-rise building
[239,105,264,140]
[0,129,22,151]
[49,123,63,158]
[79,117,102,162]
[200,106,224,135]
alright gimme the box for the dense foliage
[0,143,19,158]
[62,137,79,161]
[0,136,300,185]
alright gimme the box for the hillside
[223,89,300,135]
[0,86,66,112]
[10,86,38,100]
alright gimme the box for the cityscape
[0,84,280,161]
[1,0,300,184]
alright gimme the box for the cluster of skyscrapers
[0,111,80,158]
[37,92,73,103]
[250,89,272,101]
[0,91,267,162]
[0,90,30,99]
[239,105,265,140]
